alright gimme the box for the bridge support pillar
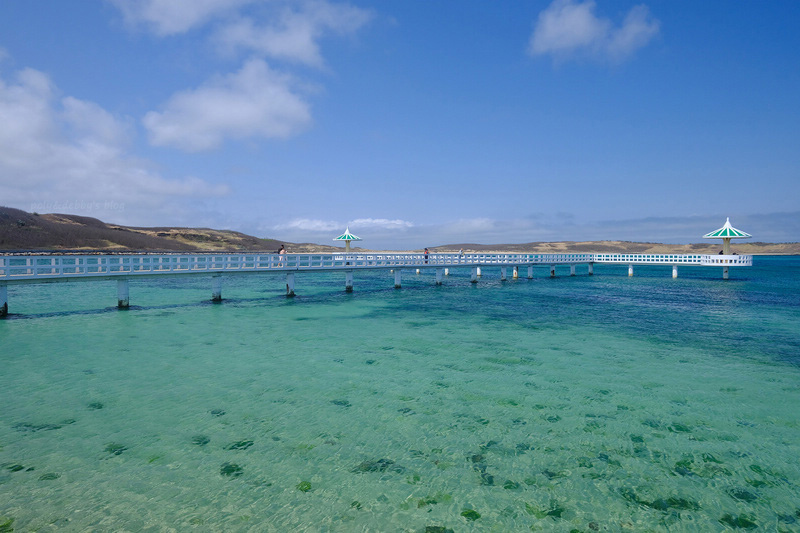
[212,274,222,302]
[527,266,533,279]
[117,278,130,309]
[588,263,593,276]
[345,271,354,292]
[628,265,634,277]
[513,266,519,278]
[394,270,402,289]
[500,267,507,281]
[723,266,729,280]
[550,265,555,277]
[286,273,296,297]
[570,265,576,276]
[444,268,449,276]
[416,268,421,274]
[672,265,678,278]
[0,282,7,318]
[476,266,482,277]
[435,268,443,285]
[471,267,478,283]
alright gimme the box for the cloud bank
[0,67,228,223]
[115,0,372,152]
[529,0,659,63]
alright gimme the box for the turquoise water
[1,257,799,532]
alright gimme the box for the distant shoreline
[2,206,798,255]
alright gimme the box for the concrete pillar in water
[345,271,354,292]
[286,272,296,297]
[471,267,478,283]
[394,270,402,289]
[672,265,678,278]
[0,282,7,318]
[513,266,519,279]
[628,265,634,277]
[570,265,576,276]
[117,278,130,309]
[435,268,443,285]
[550,265,555,277]
[476,266,482,277]
[588,263,594,276]
[416,268,421,274]
[723,266,729,280]
[500,267,507,281]
[527,266,533,279]
[212,275,222,302]
[444,268,449,276]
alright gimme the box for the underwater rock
[191,435,210,446]
[524,502,565,519]
[460,509,481,521]
[87,402,104,410]
[331,399,351,407]
[3,463,32,472]
[365,359,376,365]
[104,443,127,455]
[209,409,226,417]
[225,440,254,450]
[424,527,454,533]
[0,517,14,533]
[503,480,521,490]
[351,458,404,474]
[479,472,495,486]
[669,423,692,433]
[719,514,758,529]
[220,462,243,477]
[38,472,60,481]
[728,488,758,502]
[296,481,312,492]
[13,419,75,432]
[397,407,414,415]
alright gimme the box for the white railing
[591,253,704,265]
[699,254,753,266]
[0,252,752,281]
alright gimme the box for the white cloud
[0,67,229,223]
[275,218,341,232]
[110,0,252,35]
[349,218,413,229]
[143,58,311,151]
[214,1,372,67]
[529,0,659,63]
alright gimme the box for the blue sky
[1,1,798,249]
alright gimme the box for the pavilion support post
[211,274,222,302]
[286,272,296,297]
[0,282,7,318]
[345,271,354,292]
[471,267,478,283]
[435,268,443,285]
[117,278,130,309]
[394,270,402,289]
[550,265,555,277]
[513,266,519,279]
[588,263,594,276]
[723,266,729,280]
[628,265,634,277]
[527,266,533,279]
[672,265,678,279]
[570,265,576,276]
[500,267,507,281]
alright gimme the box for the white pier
[0,252,752,317]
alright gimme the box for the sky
[1,0,798,249]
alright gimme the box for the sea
[1,256,799,532]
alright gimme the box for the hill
[1,206,797,254]
[0,206,336,253]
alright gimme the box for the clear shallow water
[1,257,799,532]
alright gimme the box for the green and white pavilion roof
[703,218,751,239]
[333,227,362,242]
